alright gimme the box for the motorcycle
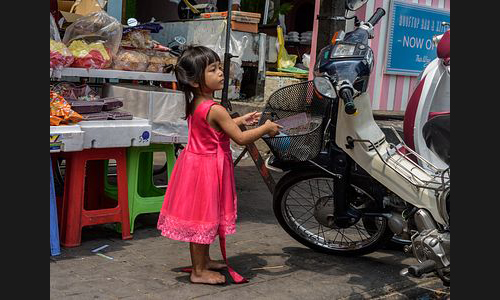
[403,25,450,171]
[258,0,450,286]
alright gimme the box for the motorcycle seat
[422,113,450,166]
[437,30,450,65]
[429,111,450,120]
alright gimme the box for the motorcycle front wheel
[273,169,394,256]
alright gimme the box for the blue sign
[385,1,450,76]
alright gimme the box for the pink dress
[157,99,247,283]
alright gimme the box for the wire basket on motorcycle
[258,81,333,162]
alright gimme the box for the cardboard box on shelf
[200,11,261,20]
[231,21,258,33]
[199,11,260,33]
[58,0,104,23]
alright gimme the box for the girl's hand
[264,120,283,137]
[241,111,262,126]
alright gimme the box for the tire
[153,144,183,175]
[273,169,394,256]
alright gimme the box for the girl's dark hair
[174,45,221,119]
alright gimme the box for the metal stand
[221,0,234,111]
[231,112,276,194]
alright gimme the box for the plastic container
[101,84,188,142]
[79,117,152,148]
[50,124,85,152]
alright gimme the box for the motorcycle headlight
[313,76,337,99]
[332,44,356,57]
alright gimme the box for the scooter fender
[412,59,450,170]
[335,93,446,225]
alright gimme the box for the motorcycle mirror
[345,0,369,11]
[313,77,337,99]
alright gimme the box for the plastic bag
[141,49,177,73]
[121,29,154,49]
[102,83,188,138]
[52,82,100,101]
[50,13,61,42]
[205,21,248,99]
[277,25,297,69]
[113,48,149,71]
[62,10,123,69]
[302,53,310,69]
[50,13,74,69]
[50,91,83,125]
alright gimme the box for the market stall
[50,5,186,254]
[49,0,278,255]
[151,14,278,101]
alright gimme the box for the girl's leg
[204,244,227,270]
[189,242,226,284]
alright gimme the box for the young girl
[157,46,281,285]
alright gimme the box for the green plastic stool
[104,143,176,233]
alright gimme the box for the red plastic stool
[58,148,132,247]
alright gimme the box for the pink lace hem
[157,213,236,244]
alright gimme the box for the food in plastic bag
[143,50,177,73]
[113,48,149,71]
[68,40,112,69]
[50,91,83,125]
[62,10,123,69]
[50,13,74,69]
[52,82,100,101]
[277,25,297,69]
[51,115,62,126]
[121,29,153,49]
[50,40,75,69]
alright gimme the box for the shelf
[50,68,177,82]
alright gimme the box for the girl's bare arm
[208,105,280,145]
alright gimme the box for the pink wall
[355,0,450,111]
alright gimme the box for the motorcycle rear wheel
[273,169,394,256]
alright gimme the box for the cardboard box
[201,11,261,19]
[231,21,258,33]
[58,0,104,23]
[200,11,260,33]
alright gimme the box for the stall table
[50,67,182,248]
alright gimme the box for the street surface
[50,153,450,299]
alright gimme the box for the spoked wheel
[273,169,394,256]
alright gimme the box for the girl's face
[202,61,224,92]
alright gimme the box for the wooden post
[308,0,346,81]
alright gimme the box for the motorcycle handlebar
[367,8,386,27]
[339,88,357,115]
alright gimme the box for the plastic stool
[105,144,176,233]
[58,148,132,247]
[50,156,61,256]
